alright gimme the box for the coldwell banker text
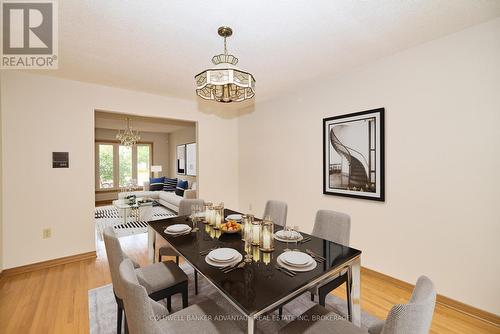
[1,0,58,69]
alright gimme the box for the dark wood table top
[149,209,361,316]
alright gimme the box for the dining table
[147,209,362,334]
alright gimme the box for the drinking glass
[283,225,292,252]
[292,225,301,250]
[191,205,200,232]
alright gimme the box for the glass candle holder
[251,219,262,246]
[207,204,216,226]
[241,214,254,241]
[203,202,212,224]
[213,204,224,229]
[260,218,274,252]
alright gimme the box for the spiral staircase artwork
[329,128,375,192]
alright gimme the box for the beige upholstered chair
[103,227,188,333]
[310,210,351,309]
[278,210,351,318]
[119,258,244,334]
[158,199,205,264]
[279,276,436,334]
[158,198,205,295]
[263,200,288,226]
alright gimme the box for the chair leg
[175,255,179,265]
[124,313,129,334]
[117,305,123,334]
[194,270,199,295]
[318,287,327,307]
[346,276,352,321]
[182,287,189,309]
[166,296,172,312]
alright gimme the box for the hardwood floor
[0,233,498,334]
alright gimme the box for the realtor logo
[1,0,58,69]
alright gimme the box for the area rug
[89,263,380,333]
[95,205,176,240]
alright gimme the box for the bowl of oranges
[220,220,241,234]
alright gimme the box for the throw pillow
[149,177,165,191]
[163,178,177,192]
[175,179,189,197]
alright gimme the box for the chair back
[119,259,161,334]
[381,276,436,334]
[178,199,205,216]
[103,226,127,299]
[263,200,288,226]
[312,210,351,246]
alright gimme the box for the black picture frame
[323,108,385,201]
[176,144,186,175]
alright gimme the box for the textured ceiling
[42,0,500,103]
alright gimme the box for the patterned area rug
[95,205,176,240]
[88,263,380,333]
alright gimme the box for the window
[137,145,151,186]
[98,144,114,189]
[119,145,132,187]
[96,142,152,190]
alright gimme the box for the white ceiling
[95,111,194,133]
[46,1,500,103]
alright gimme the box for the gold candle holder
[262,252,272,265]
[251,219,262,246]
[260,218,274,252]
[252,245,261,262]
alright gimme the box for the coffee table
[112,197,153,225]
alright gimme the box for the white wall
[0,73,3,273]
[0,72,239,269]
[168,127,197,186]
[238,18,500,314]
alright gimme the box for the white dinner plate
[279,251,312,266]
[225,214,242,221]
[207,248,239,262]
[165,224,191,233]
[274,231,303,243]
[277,257,317,272]
[282,256,315,268]
[205,252,243,268]
[208,253,237,263]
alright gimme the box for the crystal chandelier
[116,118,140,146]
[195,26,256,103]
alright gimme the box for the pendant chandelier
[116,118,140,146]
[195,26,256,103]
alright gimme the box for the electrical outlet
[43,228,52,239]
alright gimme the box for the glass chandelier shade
[116,118,140,146]
[195,26,255,103]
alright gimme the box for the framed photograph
[176,144,186,175]
[323,108,385,201]
[186,142,197,176]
